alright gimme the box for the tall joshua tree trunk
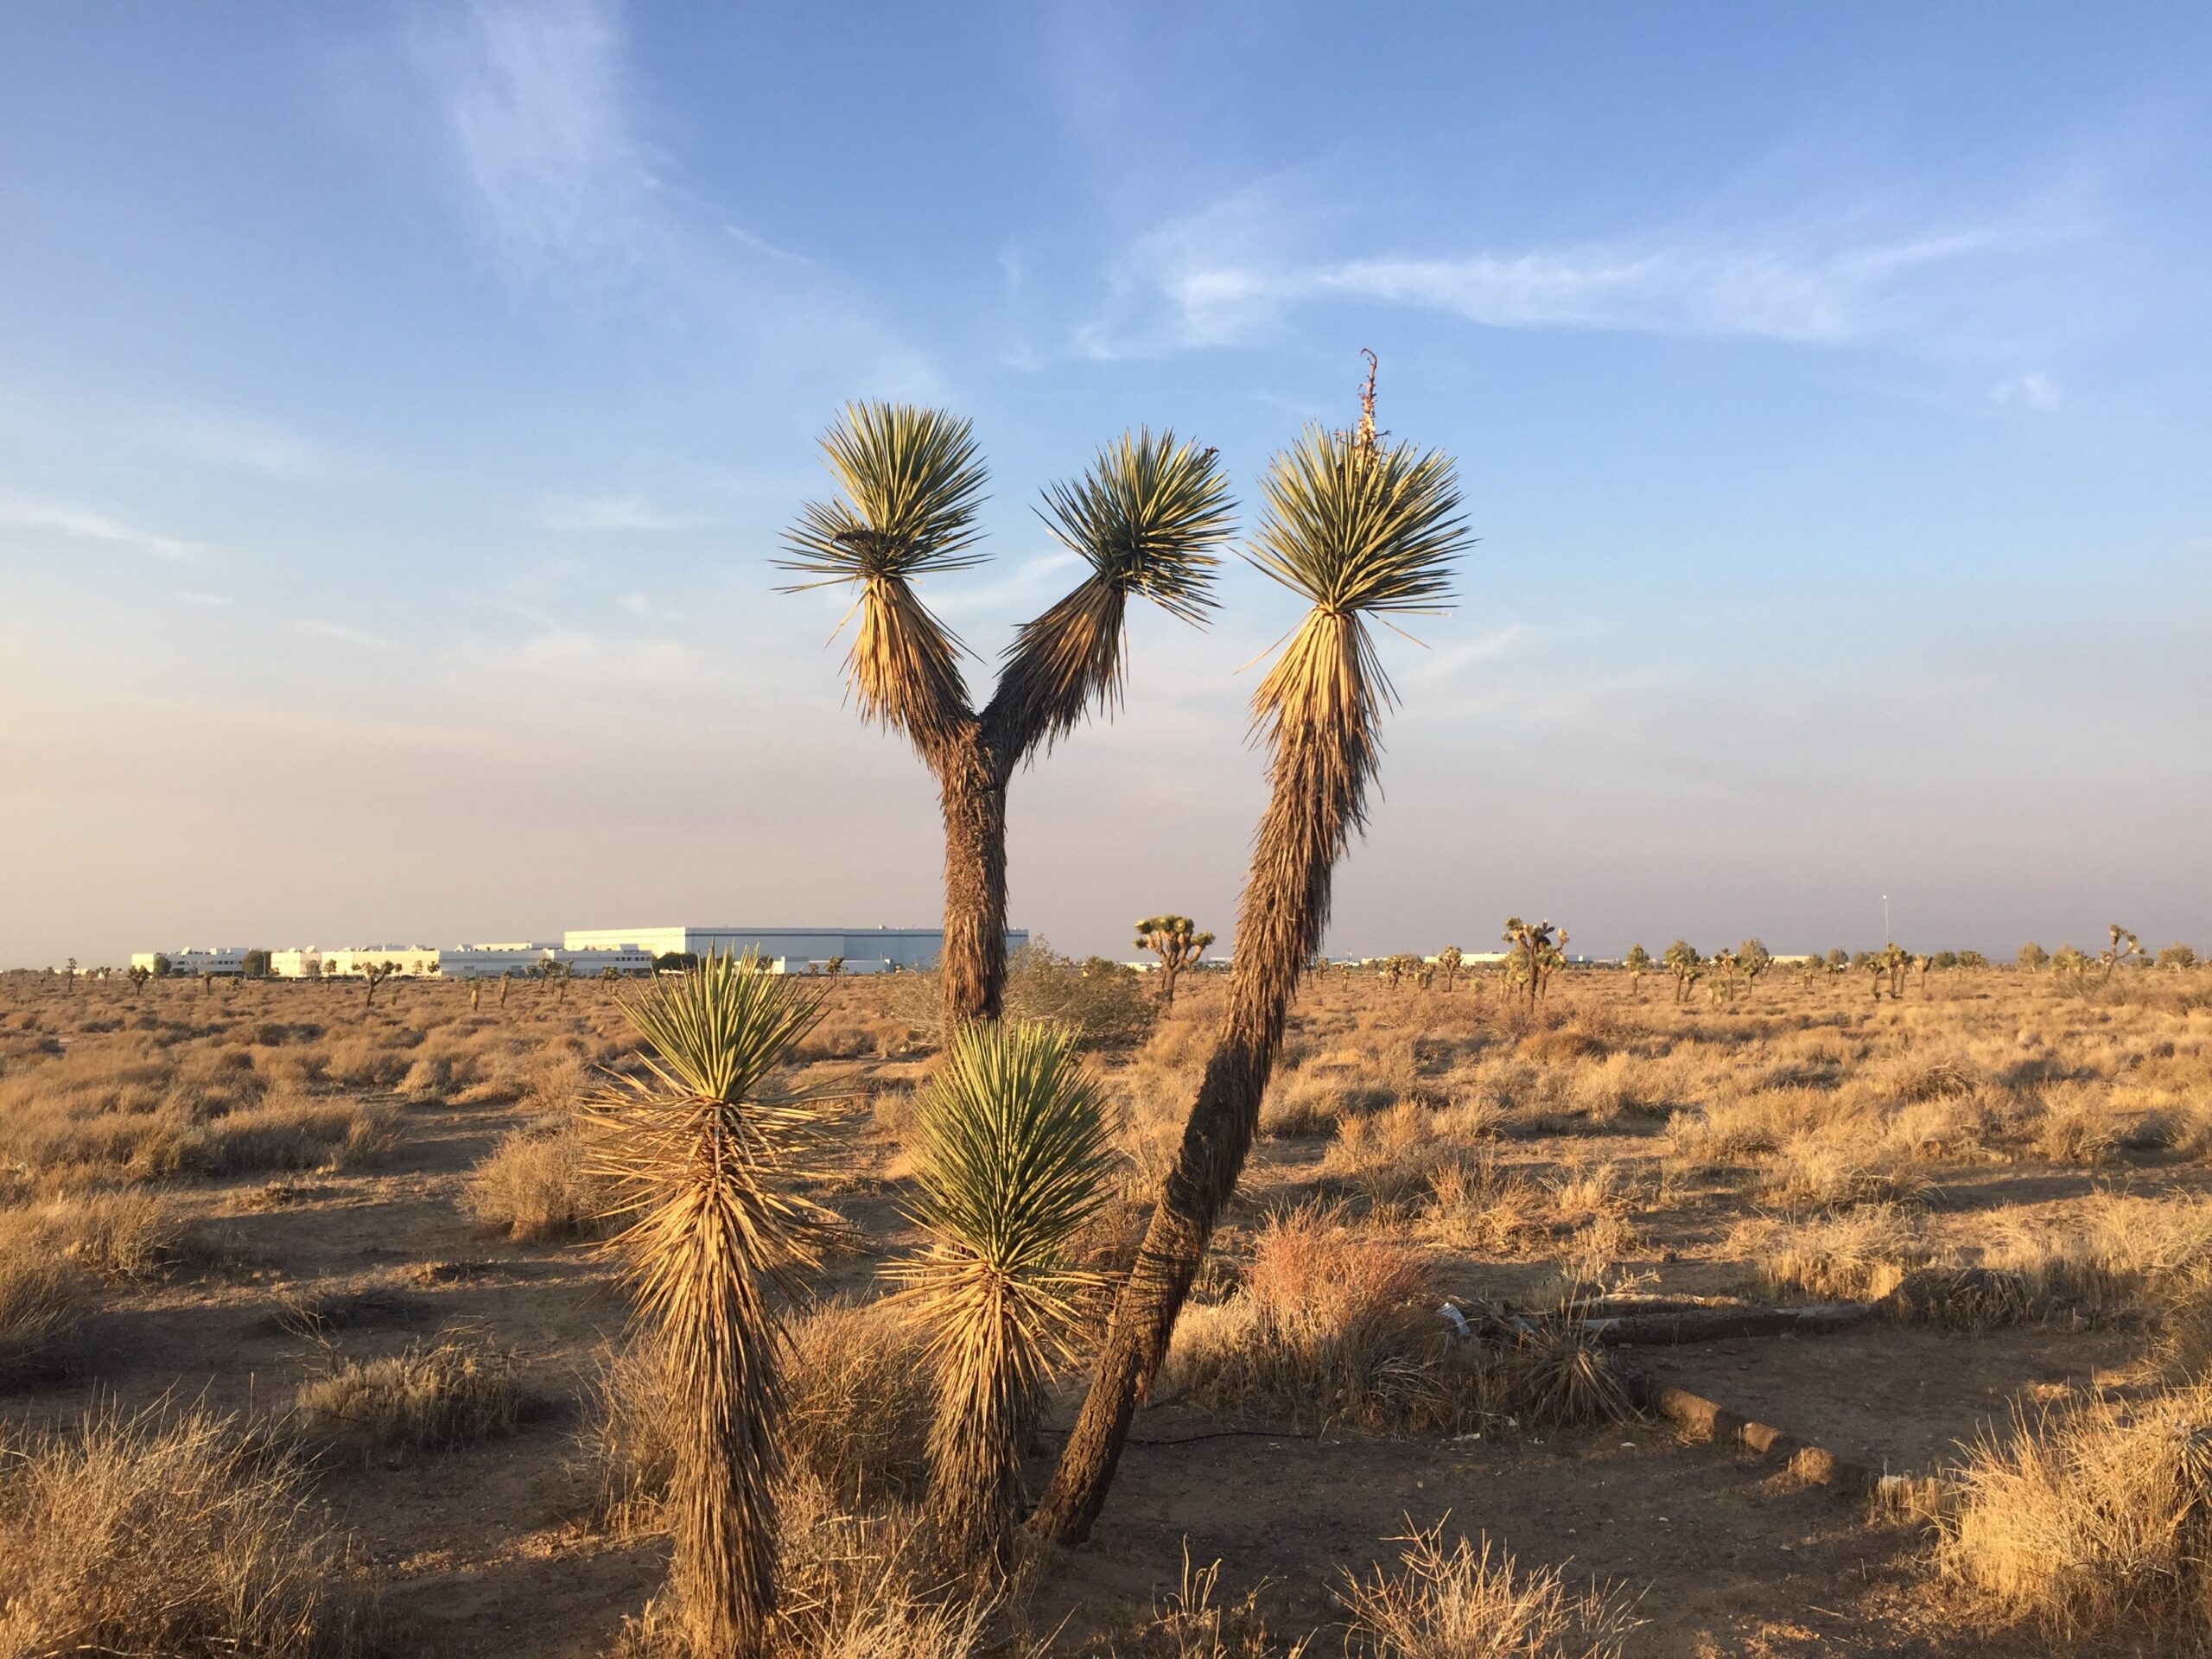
[1032,360,1470,1545]
[1031,713,1345,1543]
[935,721,1011,1028]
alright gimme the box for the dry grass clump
[1166,1206,1440,1429]
[2026,1082,2122,1166]
[1986,1192,2212,1313]
[294,1335,525,1452]
[581,1301,933,1532]
[0,1403,366,1656]
[1753,1205,1930,1301]
[1325,1102,1446,1207]
[604,1474,996,1659]
[0,1246,87,1382]
[1337,1518,1641,1658]
[0,1187,210,1281]
[462,1122,609,1241]
[1940,1382,2212,1642]
[1262,1071,1395,1138]
[1422,1155,1549,1256]
[1758,1130,1932,1211]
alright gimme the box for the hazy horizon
[4,3,2208,971]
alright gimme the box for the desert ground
[5,949,2211,1656]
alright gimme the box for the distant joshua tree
[1133,916,1215,1008]
[1435,944,1464,992]
[1501,918,1561,1009]
[64,957,77,995]
[2018,942,2050,971]
[1623,944,1650,998]
[361,960,399,1008]
[1737,939,1772,991]
[126,963,151,996]
[778,408,1234,1035]
[2158,943,2199,970]
[2051,944,2090,980]
[1663,940,1702,1005]
[2101,924,2142,983]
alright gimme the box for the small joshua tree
[2101,924,2143,983]
[1134,916,1215,1009]
[2051,944,2091,979]
[2158,943,2199,970]
[1881,942,1910,1000]
[1435,944,1464,992]
[1737,939,1772,991]
[890,1020,1110,1568]
[586,953,841,1655]
[1501,918,1560,1010]
[1623,944,1650,998]
[2018,942,2050,971]
[360,960,399,1008]
[126,963,151,996]
[1663,940,1701,1005]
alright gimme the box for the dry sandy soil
[3,959,2209,1655]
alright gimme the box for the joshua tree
[2158,944,2199,970]
[361,960,398,1008]
[1435,944,1464,992]
[2018,941,2050,971]
[499,971,513,1008]
[1737,939,1772,991]
[1623,944,1650,998]
[126,963,151,996]
[469,979,483,1011]
[2051,944,2091,979]
[1031,358,1470,1545]
[1663,940,1701,1005]
[585,953,840,1655]
[1134,916,1215,1008]
[889,1020,1110,1568]
[1501,918,1560,1009]
[1880,942,1910,999]
[823,956,845,978]
[779,410,1235,1035]
[1707,945,1739,1004]
[64,957,77,995]
[2101,924,2143,982]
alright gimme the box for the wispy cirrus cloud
[0,493,207,561]
[1992,371,2063,411]
[1078,178,2095,360]
[408,0,940,396]
[539,493,706,532]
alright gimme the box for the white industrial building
[563,925,1027,976]
[130,947,251,976]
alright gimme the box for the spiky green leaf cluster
[1034,429,1233,626]
[1245,424,1465,620]
[776,403,988,588]
[899,1020,1112,1281]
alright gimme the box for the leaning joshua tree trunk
[1032,359,1471,1545]
[779,409,1235,1036]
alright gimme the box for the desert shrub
[322,1035,412,1090]
[1422,1155,1548,1256]
[1754,1205,1929,1301]
[0,1245,87,1382]
[1262,1072,1394,1137]
[1338,1520,1641,1659]
[2028,1082,2121,1165]
[463,1122,607,1241]
[0,1188,207,1281]
[883,942,1156,1051]
[294,1336,525,1452]
[1759,1131,1932,1211]
[0,1403,367,1656]
[1986,1192,2212,1314]
[1325,1102,1445,1207]
[580,1301,931,1531]
[1942,1382,2212,1642]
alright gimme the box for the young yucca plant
[779,409,1234,1033]
[1033,355,1472,1544]
[585,951,840,1657]
[889,1020,1112,1568]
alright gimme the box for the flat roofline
[567,925,1029,937]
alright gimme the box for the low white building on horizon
[562,925,1028,976]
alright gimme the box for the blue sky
[3,3,2208,967]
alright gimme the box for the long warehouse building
[562,925,1027,975]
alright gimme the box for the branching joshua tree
[361,960,398,1009]
[778,409,1235,1034]
[585,954,841,1656]
[125,963,150,996]
[1436,944,1464,992]
[1623,944,1650,998]
[1134,915,1215,1008]
[1030,359,1470,1546]
[888,1020,1111,1569]
[1738,939,1772,992]
[1663,940,1701,1005]
[1501,918,1561,1009]
[2101,924,2143,982]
